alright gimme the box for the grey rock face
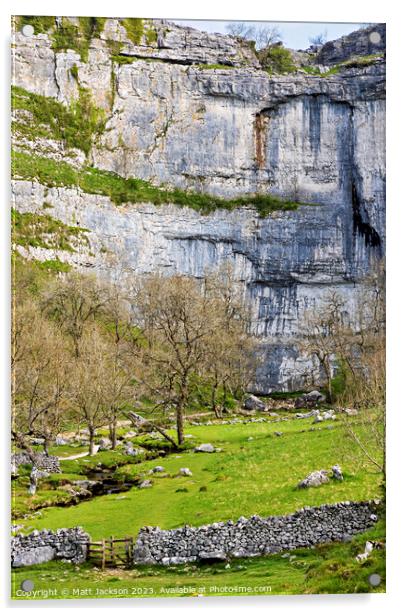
[11,21,385,392]
[316,24,385,65]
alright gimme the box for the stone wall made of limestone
[11,527,90,567]
[12,452,61,473]
[132,501,379,566]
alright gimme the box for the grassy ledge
[12,208,89,252]
[301,53,384,77]
[12,86,106,156]
[11,151,307,217]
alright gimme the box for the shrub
[259,45,296,74]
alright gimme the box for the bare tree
[69,326,110,455]
[298,291,348,401]
[203,265,258,416]
[132,274,217,446]
[225,22,256,40]
[225,22,282,50]
[309,30,327,46]
[12,299,70,454]
[298,263,385,475]
[41,273,111,357]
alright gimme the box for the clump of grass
[120,18,144,45]
[12,86,106,156]
[51,17,106,62]
[11,208,89,252]
[145,21,158,45]
[195,64,235,70]
[15,16,55,34]
[12,151,306,218]
[111,54,137,65]
[37,259,72,273]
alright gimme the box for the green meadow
[12,412,385,598]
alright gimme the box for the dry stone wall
[11,452,61,473]
[11,528,89,567]
[132,501,379,566]
[11,501,380,568]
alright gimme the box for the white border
[1,1,401,614]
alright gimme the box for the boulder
[243,395,266,411]
[55,436,69,446]
[124,442,143,456]
[296,409,319,419]
[198,551,227,564]
[30,437,45,445]
[332,465,343,481]
[342,408,359,416]
[98,437,111,451]
[305,390,326,403]
[179,468,193,476]
[12,546,56,567]
[11,461,19,479]
[298,469,329,488]
[138,480,153,489]
[295,391,326,408]
[194,443,215,453]
[313,414,323,423]
[152,466,165,473]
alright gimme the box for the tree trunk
[211,379,220,418]
[222,382,228,413]
[325,360,333,402]
[43,436,50,456]
[88,427,96,456]
[109,415,117,449]
[176,405,184,446]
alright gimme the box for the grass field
[11,412,385,598]
[11,520,385,599]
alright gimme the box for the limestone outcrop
[11,19,386,391]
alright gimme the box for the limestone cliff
[11,18,386,392]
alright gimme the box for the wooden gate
[87,536,134,569]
